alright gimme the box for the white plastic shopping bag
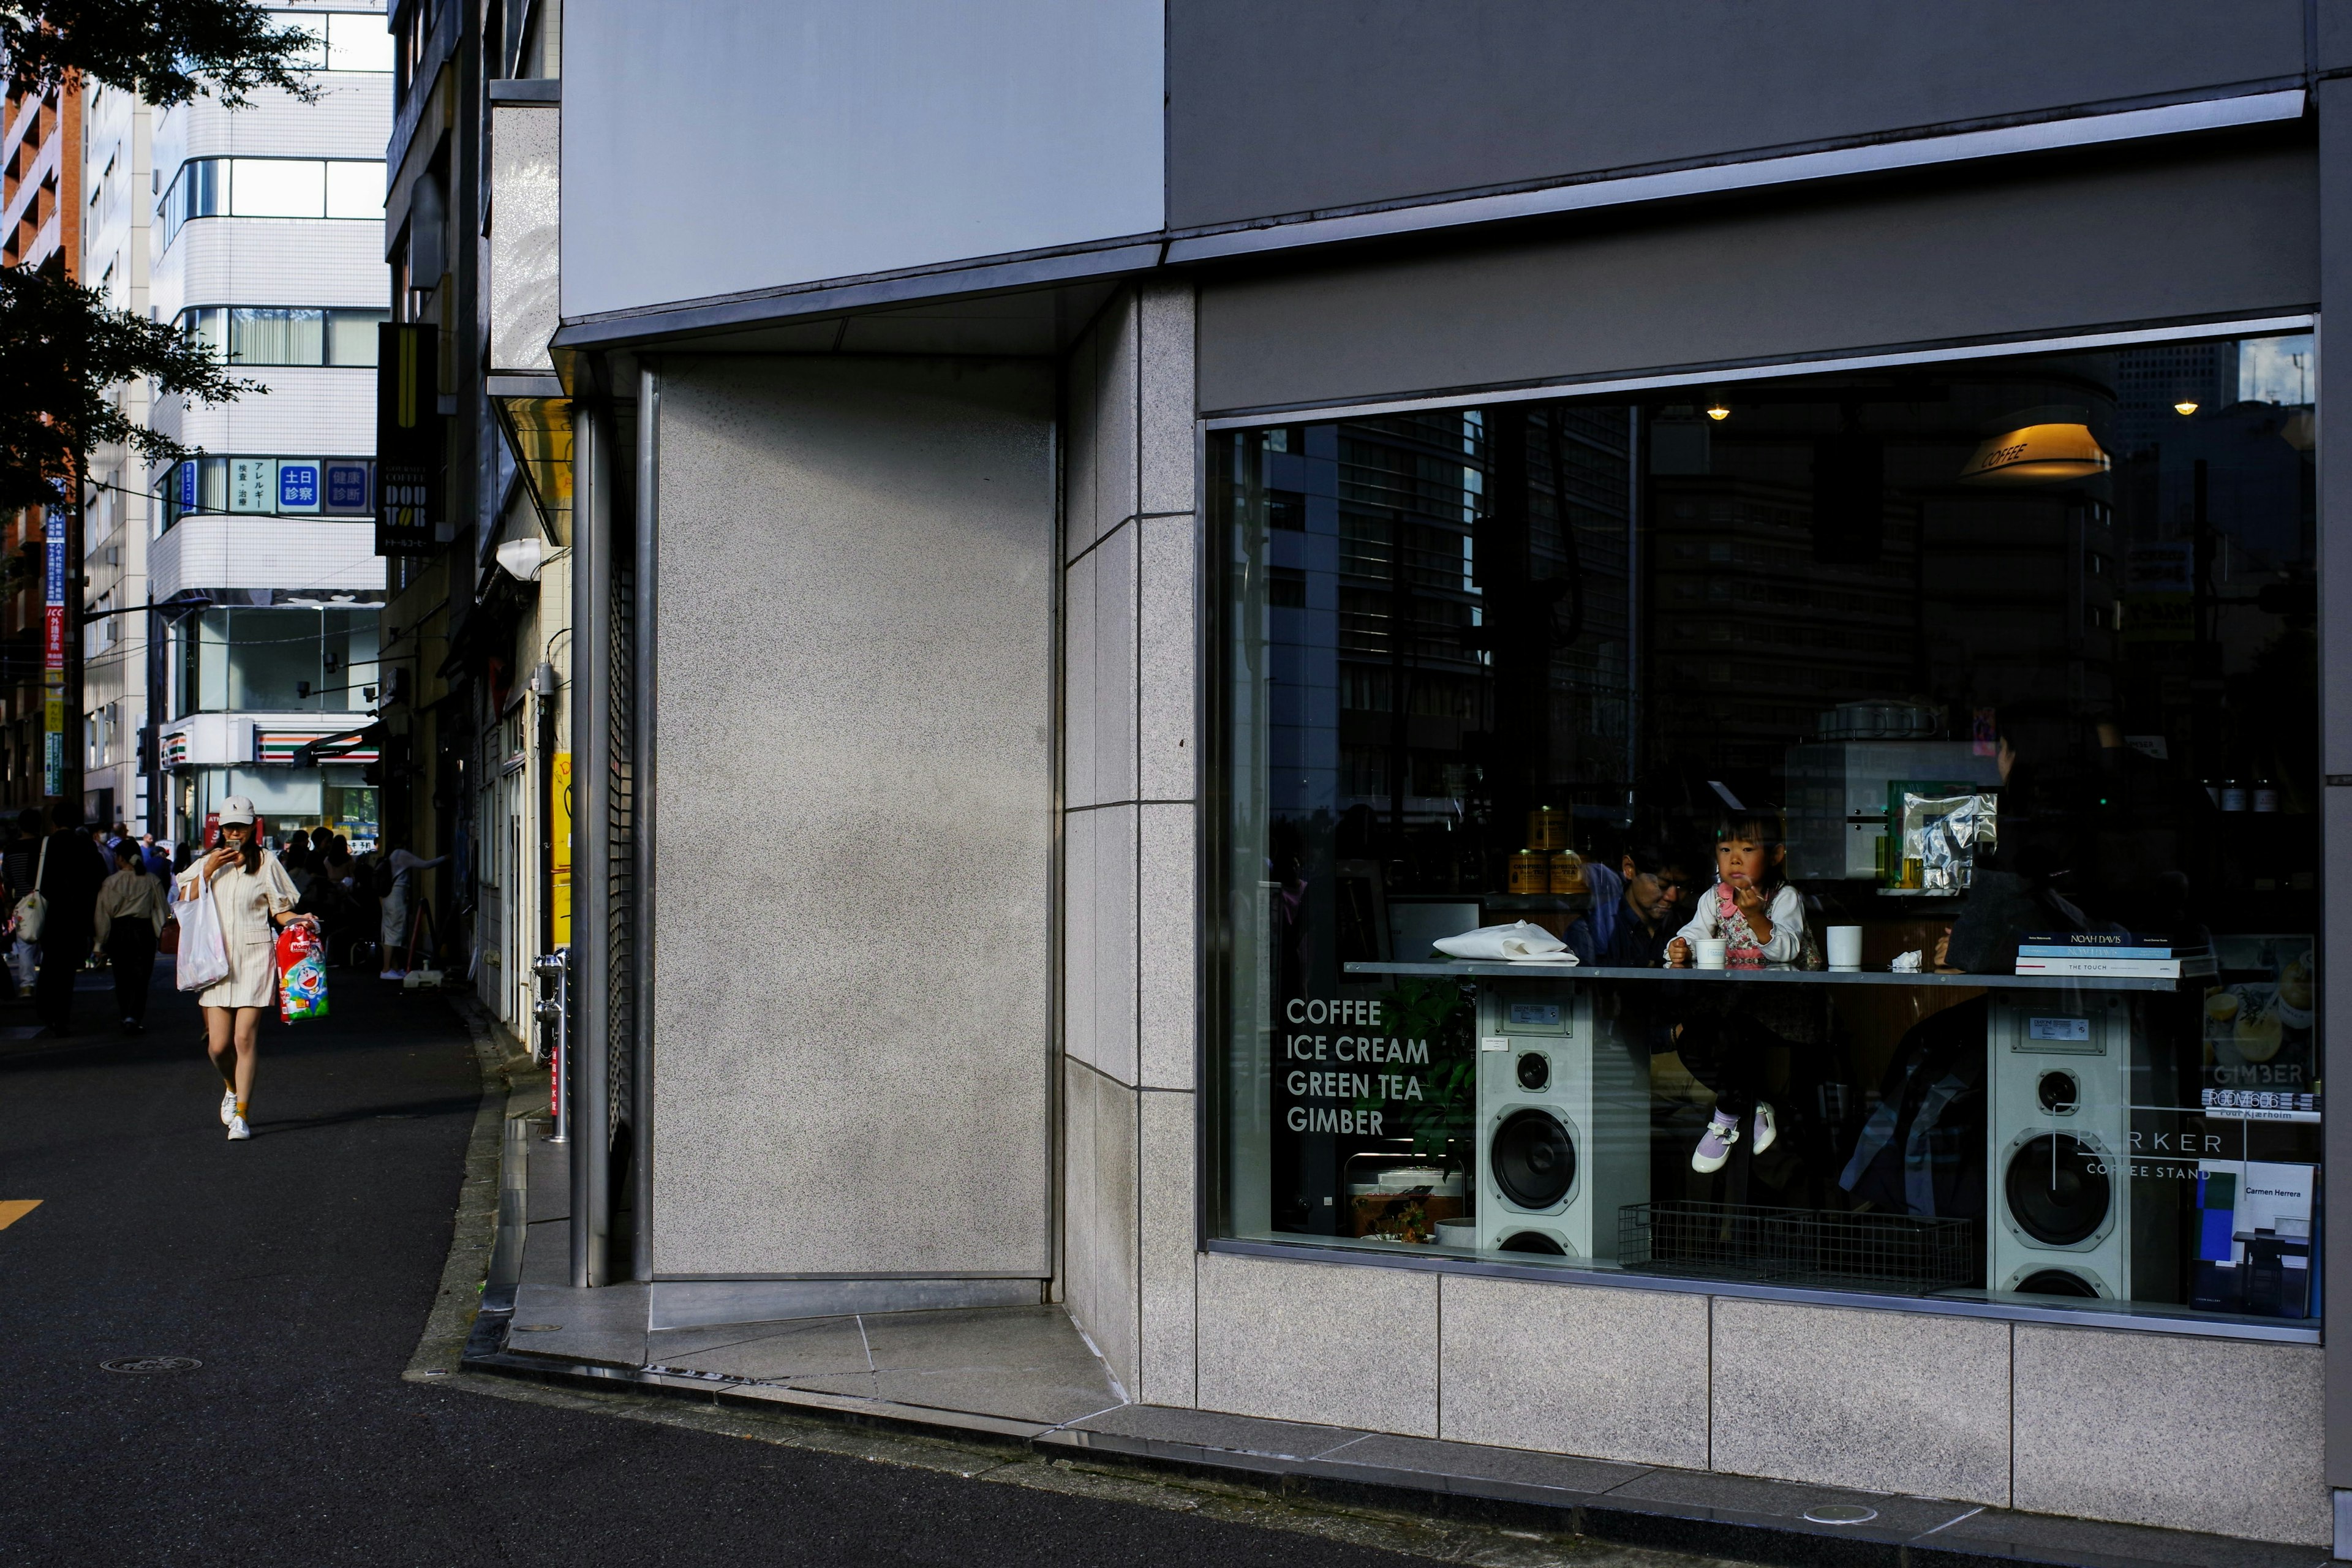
[175,884,230,993]
[1431,920,1578,963]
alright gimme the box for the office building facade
[146,0,393,848]
[426,4,2352,1551]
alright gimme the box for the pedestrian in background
[34,801,108,1036]
[2,809,39,903]
[376,839,447,979]
[178,797,315,1142]
[2,809,40,997]
[94,839,166,1033]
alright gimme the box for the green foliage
[4,0,320,108]
[0,265,256,510]
[1355,977,1477,1158]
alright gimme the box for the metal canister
[1548,850,1588,895]
[1526,806,1570,851]
[1508,850,1549,895]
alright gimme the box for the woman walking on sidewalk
[177,798,317,1141]
[94,840,167,1033]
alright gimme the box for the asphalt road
[0,971,1474,1568]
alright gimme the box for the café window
[1211,331,2320,1326]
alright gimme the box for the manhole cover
[1802,1505,1878,1526]
[513,1324,561,1333]
[101,1356,202,1376]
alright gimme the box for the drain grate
[101,1356,202,1375]
[512,1324,562,1332]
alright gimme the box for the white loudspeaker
[1987,992,2133,1299]
[1474,983,1648,1259]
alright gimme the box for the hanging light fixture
[1958,409,2111,485]
[2173,399,2200,416]
[1705,401,1731,421]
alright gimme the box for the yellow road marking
[0,1200,41,1230]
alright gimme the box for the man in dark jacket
[34,800,109,1035]
[1562,837,1699,968]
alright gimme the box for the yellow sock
[234,1099,247,1118]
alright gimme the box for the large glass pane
[267,10,328,69]
[324,160,382,219]
[1214,333,2321,1325]
[324,607,380,710]
[180,306,226,360]
[230,307,325,365]
[326,309,387,365]
[231,158,325,217]
[326,12,394,71]
[225,609,330,711]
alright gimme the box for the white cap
[218,796,258,827]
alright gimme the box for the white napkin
[1889,949,1924,973]
[1433,921,1578,963]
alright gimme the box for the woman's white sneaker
[220,1088,236,1126]
[225,1114,251,1141]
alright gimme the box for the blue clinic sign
[324,462,370,513]
[44,511,64,602]
[278,461,320,512]
[178,461,197,508]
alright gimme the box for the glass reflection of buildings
[1250,336,2319,1246]
[1267,412,1634,951]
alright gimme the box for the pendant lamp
[1958,419,2111,484]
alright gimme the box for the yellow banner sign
[551,751,572,945]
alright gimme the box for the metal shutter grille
[605,547,636,1153]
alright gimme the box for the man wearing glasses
[1563,838,1700,969]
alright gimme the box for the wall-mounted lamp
[2173,399,2199,417]
[494,537,547,581]
[1705,401,1731,421]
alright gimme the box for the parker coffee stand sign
[375,322,443,556]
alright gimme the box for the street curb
[461,1336,2316,1568]
[401,993,520,1384]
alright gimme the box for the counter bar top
[1343,962,2182,993]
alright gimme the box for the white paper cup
[1826,925,1864,970]
[1694,938,1729,970]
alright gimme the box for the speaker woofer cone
[2015,1268,2101,1298]
[1498,1229,1567,1255]
[1492,1108,1576,1210]
[2005,1133,2110,1247]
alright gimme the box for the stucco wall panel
[650,355,1055,1278]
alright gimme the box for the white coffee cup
[1827,925,1864,970]
[1694,938,1729,970]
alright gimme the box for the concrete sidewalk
[459,1075,2323,1568]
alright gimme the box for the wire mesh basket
[1618,1200,1973,1294]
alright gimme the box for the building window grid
[173,306,390,368]
[154,157,385,252]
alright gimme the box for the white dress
[177,852,299,1009]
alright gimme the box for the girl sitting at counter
[1666,810,1809,1171]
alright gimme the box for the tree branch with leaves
[0,265,257,511]
[4,0,322,108]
